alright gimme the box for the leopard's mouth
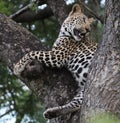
[73,28,90,41]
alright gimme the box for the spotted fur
[14,4,97,119]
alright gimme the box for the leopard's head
[59,4,93,41]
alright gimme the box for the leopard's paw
[13,63,25,76]
[43,107,62,119]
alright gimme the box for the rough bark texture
[11,6,53,23]
[46,0,68,25]
[81,0,120,122]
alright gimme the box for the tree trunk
[81,0,120,122]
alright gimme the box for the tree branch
[10,0,46,19]
[10,6,53,23]
[79,0,104,24]
[46,0,68,25]
[10,0,68,25]
[0,109,14,118]
[9,0,54,23]
[10,3,35,19]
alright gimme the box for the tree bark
[46,0,69,25]
[10,6,53,23]
[81,0,120,122]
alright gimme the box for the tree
[0,0,119,123]
[81,0,120,122]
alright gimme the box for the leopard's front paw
[13,63,25,76]
[43,107,62,119]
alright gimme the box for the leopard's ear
[69,4,81,16]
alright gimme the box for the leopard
[14,4,97,119]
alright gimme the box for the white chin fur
[74,36,81,41]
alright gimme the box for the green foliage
[0,0,13,15]
[29,0,39,12]
[88,113,120,123]
[0,63,46,123]
[0,0,30,14]
[30,18,58,48]
[90,21,103,42]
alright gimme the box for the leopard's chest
[66,50,94,87]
